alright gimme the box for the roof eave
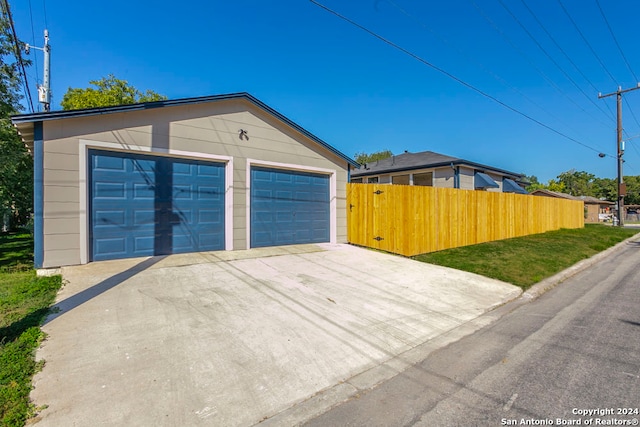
[352,159,524,178]
[10,92,359,167]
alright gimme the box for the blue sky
[11,0,640,182]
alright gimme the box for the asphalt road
[303,240,640,427]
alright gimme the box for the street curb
[521,232,640,301]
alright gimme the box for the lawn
[413,224,640,289]
[0,231,61,427]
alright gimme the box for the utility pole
[25,30,51,112]
[599,83,640,226]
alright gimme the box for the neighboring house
[529,189,614,223]
[12,93,359,268]
[350,150,527,194]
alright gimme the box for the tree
[524,175,544,192]
[0,10,33,230]
[622,175,640,205]
[592,177,616,202]
[556,169,596,196]
[354,149,393,165]
[60,74,167,110]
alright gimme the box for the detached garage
[12,93,358,268]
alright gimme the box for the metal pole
[617,90,624,226]
[598,83,640,227]
[42,30,50,111]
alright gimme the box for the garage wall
[40,99,349,267]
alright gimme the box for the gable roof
[351,150,524,179]
[530,189,578,200]
[11,92,359,167]
[530,189,614,205]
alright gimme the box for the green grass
[0,231,61,427]
[413,224,640,290]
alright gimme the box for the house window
[367,176,379,183]
[413,172,433,186]
[392,174,410,185]
[351,178,363,183]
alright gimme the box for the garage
[89,150,225,261]
[12,93,357,268]
[250,167,330,247]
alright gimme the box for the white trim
[245,158,337,249]
[79,139,234,264]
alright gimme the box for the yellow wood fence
[347,183,585,256]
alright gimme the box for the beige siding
[434,167,454,187]
[487,172,503,192]
[41,99,349,267]
[458,167,475,190]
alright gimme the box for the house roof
[578,195,615,205]
[351,150,524,179]
[11,92,359,167]
[530,189,577,200]
[530,189,614,205]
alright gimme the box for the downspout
[33,121,44,268]
[347,163,351,182]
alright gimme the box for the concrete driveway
[31,243,520,426]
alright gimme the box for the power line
[28,0,40,87]
[1,0,34,112]
[385,0,609,150]
[519,0,615,122]
[623,97,640,131]
[497,0,615,126]
[556,0,618,86]
[309,0,612,158]
[594,0,638,83]
[42,0,48,28]
[470,0,612,130]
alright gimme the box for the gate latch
[373,236,384,241]
[373,190,384,195]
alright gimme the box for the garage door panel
[95,238,126,257]
[197,185,221,200]
[251,167,329,248]
[133,236,155,252]
[94,155,125,171]
[90,150,225,261]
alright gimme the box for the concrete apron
[31,244,521,426]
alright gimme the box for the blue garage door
[90,150,225,261]
[251,167,330,248]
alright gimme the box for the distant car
[627,209,638,214]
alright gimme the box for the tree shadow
[0,307,51,344]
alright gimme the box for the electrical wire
[595,0,638,83]
[556,0,618,86]
[624,97,640,131]
[518,0,615,122]
[470,0,612,131]
[385,0,609,151]
[309,0,613,158]
[1,0,34,112]
[27,0,40,88]
[497,0,614,127]
[42,0,48,28]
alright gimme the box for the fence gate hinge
[373,190,384,195]
[373,236,384,241]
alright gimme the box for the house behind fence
[347,183,584,257]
